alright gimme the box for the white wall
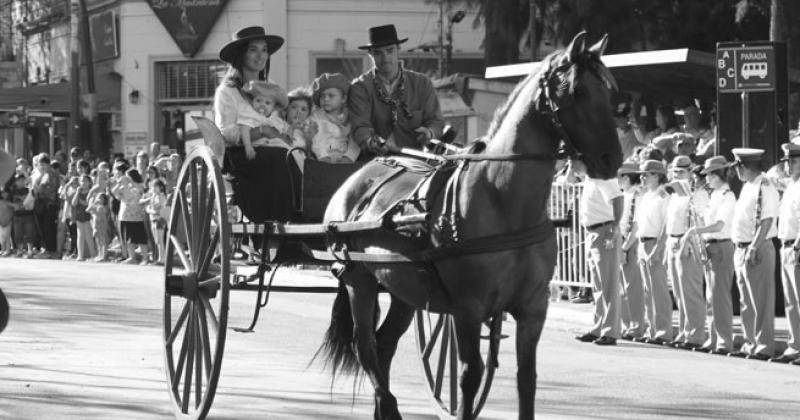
[116,0,484,149]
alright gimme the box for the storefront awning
[0,76,120,113]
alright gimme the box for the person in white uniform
[771,143,800,364]
[684,156,736,355]
[618,161,646,340]
[570,159,623,346]
[632,160,673,345]
[664,155,709,350]
[728,148,779,360]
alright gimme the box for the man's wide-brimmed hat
[700,156,729,174]
[219,26,284,64]
[358,24,408,50]
[639,159,667,175]
[311,73,350,107]
[617,161,639,176]
[670,155,693,169]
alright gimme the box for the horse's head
[535,32,623,179]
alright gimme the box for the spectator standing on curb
[570,158,623,346]
[729,148,778,360]
[71,175,96,261]
[32,154,61,259]
[771,143,800,364]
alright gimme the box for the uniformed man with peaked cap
[729,148,779,360]
[771,143,800,363]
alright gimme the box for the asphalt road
[2,258,800,420]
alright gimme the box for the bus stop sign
[717,45,775,92]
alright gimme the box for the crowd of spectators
[0,144,181,265]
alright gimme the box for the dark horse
[317,32,622,420]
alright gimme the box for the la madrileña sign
[147,0,230,58]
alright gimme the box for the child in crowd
[88,193,111,262]
[238,80,291,160]
[286,86,313,146]
[9,174,36,257]
[59,175,80,259]
[307,73,360,163]
[144,179,168,265]
[0,189,13,256]
[71,175,96,261]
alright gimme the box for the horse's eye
[573,86,586,98]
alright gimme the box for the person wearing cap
[681,156,736,354]
[306,73,361,163]
[617,161,646,340]
[569,159,623,346]
[349,24,445,158]
[771,143,800,363]
[634,160,673,344]
[663,155,709,350]
[213,26,301,223]
[729,147,779,360]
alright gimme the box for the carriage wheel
[0,288,8,334]
[163,146,230,420]
[414,311,502,419]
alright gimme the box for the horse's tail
[312,281,361,382]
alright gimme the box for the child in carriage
[306,73,360,163]
[237,80,292,160]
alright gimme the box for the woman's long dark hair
[222,42,270,89]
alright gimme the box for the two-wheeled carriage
[161,118,503,420]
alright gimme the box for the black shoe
[593,336,617,346]
[768,355,797,364]
[693,346,713,353]
[791,358,800,366]
[664,340,682,348]
[620,334,636,341]
[645,337,665,345]
[632,336,649,343]
[677,342,703,351]
[728,351,748,358]
[710,348,730,356]
[570,297,592,304]
[575,333,599,343]
[746,353,772,361]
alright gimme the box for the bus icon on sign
[741,62,768,80]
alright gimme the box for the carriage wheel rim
[413,310,500,419]
[163,146,230,420]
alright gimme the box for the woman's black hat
[219,26,284,64]
[358,24,408,50]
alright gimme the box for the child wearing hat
[306,73,360,163]
[238,80,292,160]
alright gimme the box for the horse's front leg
[513,303,547,420]
[345,265,402,420]
[453,316,484,420]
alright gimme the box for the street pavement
[2,258,800,420]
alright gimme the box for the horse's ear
[588,34,609,56]
[565,31,588,62]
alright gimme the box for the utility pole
[69,0,80,152]
[79,0,100,155]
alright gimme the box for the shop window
[156,60,227,102]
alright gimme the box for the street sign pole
[741,91,749,147]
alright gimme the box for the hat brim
[219,34,284,64]
[357,38,408,50]
[700,163,731,174]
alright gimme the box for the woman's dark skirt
[121,221,148,245]
[223,146,302,223]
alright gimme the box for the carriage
[161,118,503,420]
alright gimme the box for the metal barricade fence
[548,182,590,287]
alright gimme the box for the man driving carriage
[349,24,446,158]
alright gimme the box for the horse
[316,31,623,420]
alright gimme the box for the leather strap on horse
[305,220,554,263]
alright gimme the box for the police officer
[729,148,779,360]
[664,155,709,350]
[571,159,623,346]
[684,156,736,355]
[771,143,800,363]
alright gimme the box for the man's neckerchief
[373,68,413,129]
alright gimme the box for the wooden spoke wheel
[163,146,230,420]
[0,288,8,334]
[414,311,502,419]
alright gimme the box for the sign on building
[146,0,230,58]
[124,131,150,158]
[89,10,119,62]
[716,45,776,92]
